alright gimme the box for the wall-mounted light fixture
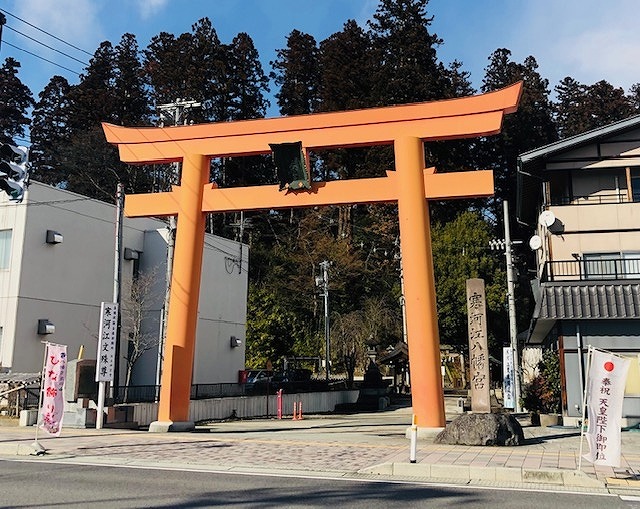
[46,230,63,244]
[37,319,55,335]
[123,248,139,260]
[230,336,242,348]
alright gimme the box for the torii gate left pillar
[103,82,522,432]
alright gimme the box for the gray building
[517,116,640,425]
[0,182,248,390]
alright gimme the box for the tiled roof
[536,283,640,320]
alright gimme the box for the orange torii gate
[103,82,522,431]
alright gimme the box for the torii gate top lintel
[102,82,522,165]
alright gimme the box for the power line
[0,8,93,57]
[2,40,81,75]
[4,24,89,66]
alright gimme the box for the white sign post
[503,347,515,409]
[95,302,118,429]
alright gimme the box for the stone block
[494,466,523,482]
[64,359,97,402]
[435,413,524,446]
[19,409,38,427]
[469,465,496,480]
[430,464,470,479]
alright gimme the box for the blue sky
[2,0,640,121]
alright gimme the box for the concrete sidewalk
[1,406,640,494]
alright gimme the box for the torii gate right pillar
[396,136,445,428]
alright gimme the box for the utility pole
[503,200,522,413]
[0,13,6,52]
[316,261,331,381]
[155,99,201,384]
[490,201,523,413]
[112,183,124,396]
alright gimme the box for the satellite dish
[538,210,556,227]
[529,235,543,251]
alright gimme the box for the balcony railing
[550,192,632,206]
[542,258,640,282]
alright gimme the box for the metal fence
[113,379,346,404]
[543,258,640,282]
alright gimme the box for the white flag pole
[577,345,594,472]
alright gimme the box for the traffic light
[270,141,311,191]
[0,143,29,202]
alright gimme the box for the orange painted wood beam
[103,83,522,164]
[124,169,494,217]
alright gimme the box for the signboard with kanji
[96,302,119,383]
[503,346,515,409]
[466,278,490,413]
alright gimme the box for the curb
[0,442,47,456]
[360,462,606,489]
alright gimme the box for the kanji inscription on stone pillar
[467,278,491,413]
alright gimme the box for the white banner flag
[583,349,630,467]
[40,343,67,437]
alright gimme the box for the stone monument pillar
[466,278,490,413]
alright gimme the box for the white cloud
[135,0,169,20]
[515,0,640,91]
[11,0,103,54]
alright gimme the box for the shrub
[522,350,561,414]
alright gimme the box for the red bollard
[277,389,283,419]
[298,401,303,420]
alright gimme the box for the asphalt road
[1,459,636,509]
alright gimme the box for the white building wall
[0,194,27,370]
[0,182,247,386]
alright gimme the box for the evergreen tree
[30,76,71,185]
[220,32,273,188]
[113,33,151,126]
[367,0,448,105]
[555,78,633,138]
[479,49,557,223]
[67,41,117,130]
[228,32,269,121]
[629,83,640,114]
[554,76,591,138]
[271,29,320,115]
[189,18,229,123]
[583,80,633,128]
[61,42,117,197]
[319,20,373,113]
[0,57,34,144]
[143,31,191,109]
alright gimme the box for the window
[583,252,621,280]
[623,252,640,279]
[0,230,11,269]
[632,169,640,202]
[583,252,640,280]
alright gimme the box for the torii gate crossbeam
[103,83,522,432]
